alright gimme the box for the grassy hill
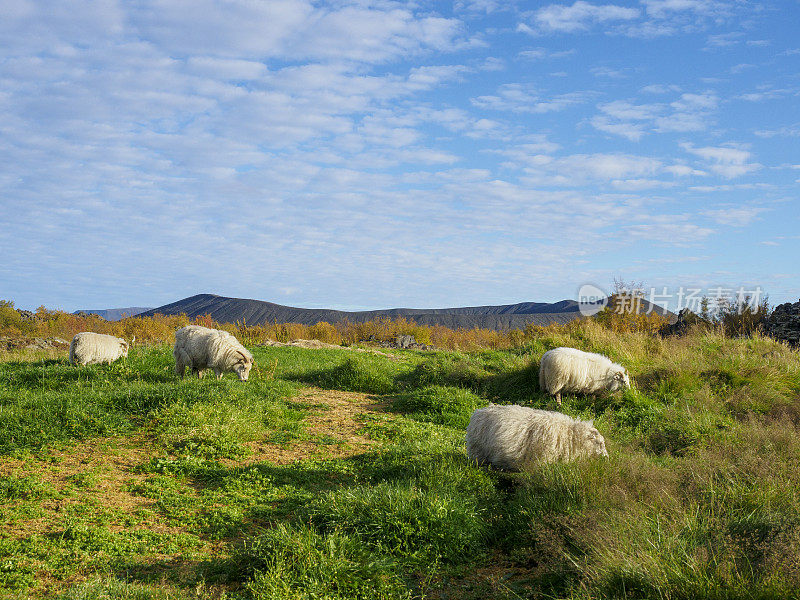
[1,320,799,599]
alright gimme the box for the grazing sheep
[466,404,608,470]
[173,325,254,381]
[69,332,129,366]
[539,347,630,405]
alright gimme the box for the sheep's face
[120,341,129,358]
[585,427,609,458]
[608,367,630,392]
[234,356,253,381]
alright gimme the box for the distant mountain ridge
[74,307,153,321]
[136,294,675,331]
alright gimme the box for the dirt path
[1,386,390,522]
[239,386,389,465]
[0,386,391,597]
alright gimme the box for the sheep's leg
[196,369,206,379]
[175,350,190,378]
[555,391,562,406]
[215,369,223,380]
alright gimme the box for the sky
[1,0,798,313]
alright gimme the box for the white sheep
[466,404,608,470]
[539,347,630,405]
[173,325,254,381]
[69,332,129,366]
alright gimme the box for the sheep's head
[583,423,609,458]
[234,352,253,381]
[120,340,129,358]
[608,366,630,392]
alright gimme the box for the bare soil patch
[0,436,177,537]
[239,386,389,465]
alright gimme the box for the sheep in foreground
[69,332,129,366]
[539,347,630,406]
[173,325,254,381]
[466,404,608,470]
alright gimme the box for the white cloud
[642,0,730,19]
[681,143,761,178]
[590,116,647,141]
[598,100,662,121]
[624,217,715,244]
[503,150,664,186]
[738,86,795,102]
[702,207,768,227]
[454,0,504,14]
[124,1,474,64]
[517,47,577,60]
[471,83,589,113]
[611,178,676,190]
[186,57,267,80]
[641,83,682,94]
[705,31,743,47]
[532,1,639,32]
[591,91,718,138]
[591,66,631,78]
[730,63,755,74]
[663,164,707,176]
[755,125,800,138]
[526,0,740,37]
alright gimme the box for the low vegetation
[1,298,673,353]
[1,309,799,599]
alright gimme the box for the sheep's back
[174,326,249,369]
[541,347,615,394]
[70,332,125,365]
[467,405,582,469]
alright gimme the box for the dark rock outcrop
[764,300,800,347]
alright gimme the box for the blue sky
[1,0,798,313]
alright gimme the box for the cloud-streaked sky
[1,0,798,312]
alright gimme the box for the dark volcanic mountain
[136,294,675,331]
[74,307,153,321]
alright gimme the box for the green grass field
[1,324,799,599]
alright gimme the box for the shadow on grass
[396,355,545,406]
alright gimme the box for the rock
[395,334,416,349]
[764,300,800,347]
[1,336,71,351]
